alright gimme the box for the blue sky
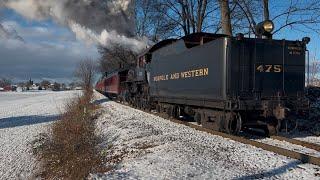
[274,28,319,60]
[0,8,99,83]
[0,1,319,83]
[269,0,320,59]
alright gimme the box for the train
[96,20,310,135]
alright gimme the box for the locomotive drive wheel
[176,106,182,118]
[170,106,175,117]
[166,105,179,118]
[165,106,172,118]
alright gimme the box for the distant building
[0,85,16,92]
[30,84,39,90]
[3,85,12,91]
[11,85,17,91]
[16,87,23,92]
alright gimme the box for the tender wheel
[194,112,201,125]
[226,113,242,135]
[265,118,281,136]
[156,104,161,113]
[266,125,278,136]
[283,118,298,133]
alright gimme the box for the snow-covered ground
[92,92,320,179]
[294,135,320,145]
[287,124,320,146]
[0,91,80,179]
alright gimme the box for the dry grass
[34,90,106,179]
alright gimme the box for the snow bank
[91,92,320,179]
[0,91,80,179]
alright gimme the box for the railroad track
[270,135,320,152]
[152,110,320,166]
[166,117,320,166]
[98,94,320,166]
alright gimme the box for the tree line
[98,0,320,75]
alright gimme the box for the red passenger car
[95,78,106,93]
[96,69,129,99]
[105,72,120,97]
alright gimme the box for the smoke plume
[1,0,147,52]
[0,22,24,42]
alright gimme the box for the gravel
[91,92,320,180]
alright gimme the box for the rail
[168,118,320,166]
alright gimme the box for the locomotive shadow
[0,115,59,129]
[93,98,110,105]
[234,160,302,180]
[279,131,320,140]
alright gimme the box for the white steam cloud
[1,0,147,52]
[69,21,147,52]
[0,22,24,42]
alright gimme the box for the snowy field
[92,92,320,179]
[1,91,320,179]
[0,91,80,179]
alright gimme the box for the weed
[33,90,106,179]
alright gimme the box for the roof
[181,32,229,42]
[148,39,178,53]
[138,32,230,57]
[146,33,229,54]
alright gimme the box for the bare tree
[310,62,319,86]
[135,0,168,41]
[98,45,137,74]
[271,0,320,35]
[98,0,320,76]
[219,0,232,35]
[74,59,97,90]
[263,0,269,21]
[0,77,12,87]
[40,80,51,89]
[232,0,320,36]
[99,0,221,74]
[149,0,219,37]
[310,53,320,86]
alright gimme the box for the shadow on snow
[93,98,109,105]
[0,115,59,129]
[234,160,302,180]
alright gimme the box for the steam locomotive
[96,20,310,135]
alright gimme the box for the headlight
[263,20,274,33]
[255,20,275,38]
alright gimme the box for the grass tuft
[33,90,106,179]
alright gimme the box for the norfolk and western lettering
[153,68,209,82]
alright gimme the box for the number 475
[256,65,282,73]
